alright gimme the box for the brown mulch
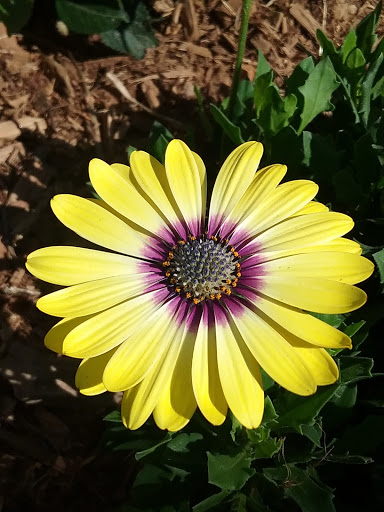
[0,1,382,510]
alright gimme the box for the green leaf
[100,2,157,59]
[147,121,174,163]
[341,29,357,63]
[330,383,358,408]
[262,396,278,424]
[255,49,272,78]
[310,313,344,328]
[338,355,374,384]
[193,490,233,512]
[272,384,338,432]
[167,433,203,453]
[317,30,338,59]
[136,432,174,460]
[207,451,256,491]
[55,0,128,34]
[301,422,323,447]
[355,0,382,57]
[256,87,297,136]
[359,53,384,127]
[297,57,340,135]
[284,467,336,512]
[345,47,366,70]
[0,0,34,33]
[373,247,384,282]
[254,71,274,114]
[286,56,315,95]
[336,414,384,455]
[210,104,244,144]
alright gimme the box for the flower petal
[62,289,167,358]
[221,163,287,236]
[260,276,367,314]
[226,300,317,396]
[89,158,172,239]
[290,201,329,217]
[75,348,118,396]
[192,150,207,226]
[121,304,190,430]
[165,140,202,236]
[214,304,264,429]
[253,293,352,349]
[153,310,199,431]
[248,212,354,257]
[26,246,139,286]
[262,252,374,285]
[231,180,319,246]
[192,305,227,426]
[45,315,93,353]
[288,341,339,386]
[103,298,182,392]
[51,194,148,257]
[37,274,156,317]
[208,141,263,235]
[129,151,187,238]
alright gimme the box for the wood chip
[0,117,47,140]
[183,0,200,40]
[289,3,326,40]
[179,42,213,58]
[141,79,161,109]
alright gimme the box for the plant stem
[226,0,253,119]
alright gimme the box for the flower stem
[226,0,253,119]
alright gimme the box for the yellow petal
[233,180,319,244]
[192,307,227,425]
[37,274,152,317]
[215,307,264,429]
[62,290,165,358]
[26,246,139,286]
[221,164,287,233]
[110,163,130,180]
[228,304,317,396]
[255,294,352,349]
[208,141,263,234]
[289,342,339,386]
[44,315,93,353]
[192,150,207,222]
[51,194,147,257]
[165,140,202,235]
[261,276,367,314]
[89,158,170,237]
[103,299,181,392]
[121,316,188,430]
[260,237,362,261]
[154,322,197,431]
[263,252,374,285]
[75,348,118,396]
[255,212,354,255]
[290,201,329,217]
[129,151,186,237]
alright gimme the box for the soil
[0,1,382,510]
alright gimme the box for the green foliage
[0,0,34,33]
[0,0,157,59]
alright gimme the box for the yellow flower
[26,140,374,431]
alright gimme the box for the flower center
[163,235,241,303]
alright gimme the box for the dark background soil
[0,1,383,510]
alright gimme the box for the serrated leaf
[55,0,128,34]
[207,451,255,491]
[167,433,203,453]
[345,47,366,70]
[301,422,323,447]
[373,247,384,282]
[262,396,278,424]
[121,18,158,59]
[256,87,297,136]
[338,355,374,384]
[210,104,244,144]
[310,313,344,328]
[0,0,34,33]
[317,29,338,59]
[135,432,174,460]
[297,57,339,135]
[359,53,384,127]
[272,385,338,433]
[286,56,315,95]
